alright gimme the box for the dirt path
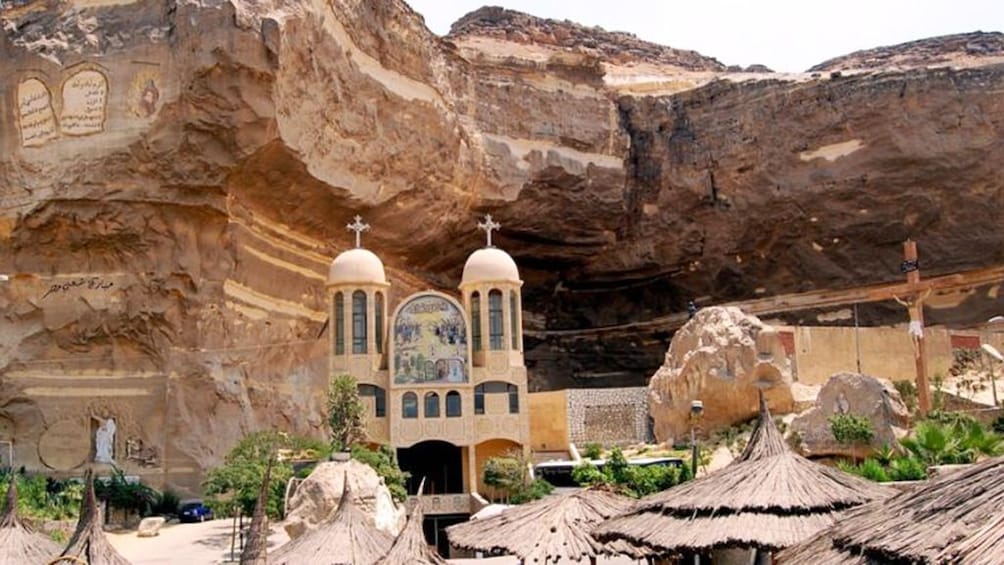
[107,519,290,565]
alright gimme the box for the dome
[327,248,387,285]
[461,247,520,286]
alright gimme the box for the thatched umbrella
[594,395,894,557]
[270,476,393,565]
[446,487,638,564]
[777,455,1004,564]
[60,470,132,565]
[241,456,275,565]
[0,476,61,564]
[377,500,447,565]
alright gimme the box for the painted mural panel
[394,294,468,384]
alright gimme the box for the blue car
[179,501,213,523]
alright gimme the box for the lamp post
[982,344,1003,408]
[690,400,703,479]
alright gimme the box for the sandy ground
[108,520,645,564]
[107,519,289,565]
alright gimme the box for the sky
[405,0,1004,72]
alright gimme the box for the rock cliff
[1,0,1003,490]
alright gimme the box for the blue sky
[405,0,1004,72]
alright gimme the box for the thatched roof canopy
[271,477,393,565]
[61,471,132,565]
[0,476,61,565]
[446,488,637,563]
[777,456,1004,564]
[240,456,274,565]
[377,501,447,565]
[594,395,894,553]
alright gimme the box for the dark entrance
[397,440,464,495]
[423,513,469,557]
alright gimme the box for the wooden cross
[894,239,932,416]
[346,215,370,248]
[477,214,501,247]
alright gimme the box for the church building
[326,215,530,543]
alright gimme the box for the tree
[328,374,365,451]
[203,431,329,519]
[350,444,410,503]
[482,453,553,504]
[570,447,686,498]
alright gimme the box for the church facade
[326,216,530,520]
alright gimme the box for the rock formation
[790,373,910,459]
[1,0,1003,491]
[284,459,405,540]
[647,307,793,443]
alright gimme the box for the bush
[582,442,603,460]
[203,431,329,519]
[0,471,81,522]
[570,447,687,497]
[350,444,409,503]
[893,380,917,412]
[94,469,159,517]
[153,489,181,516]
[888,457,927,481]
[829,413,874,445]
[482,453,552,504]
[328,374,365,452]
[509,479,553,504]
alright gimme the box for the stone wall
[567,387,650,447]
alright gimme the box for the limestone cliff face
[1,1,1002,490]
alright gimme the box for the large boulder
[648,307,794,443]
[790,372,910,459]
[283,459,405,540]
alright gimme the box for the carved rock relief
[60,69,108,136]
[17,77,59,147]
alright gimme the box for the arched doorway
[397,440,464,495]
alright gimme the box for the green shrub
[571,462,605,486]
[328,374,365,452]
[509,479,553,504]
[153,489,181,516]
[582,442,603,460]
[570,447,687,497]
[829,413,874,446]
[0,471,82,522]
[94,469,159,517]
[888,457,927,481]
[893,380,917,412]
[203,430,329,519]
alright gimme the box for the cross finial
[346,215,370,248]
[477,214,501,248]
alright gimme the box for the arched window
[358,384,386,417]
[424,392,440,418]
[474,381,518,414]
[471,292,482,352]
[507,383,519,414]
[402,392,418,419]
[446,391,461,417]
[375,292,384,354]
[334,293,344,355]
[510,291,519,351]
[489,290,504,350]
[352,291,367,354]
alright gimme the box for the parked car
[178,500,213,523]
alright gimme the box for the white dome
[461,247,520,286]
[328,248,387,285]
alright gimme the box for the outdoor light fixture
[899,259,919,273]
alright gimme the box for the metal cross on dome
[477,214,501,247]
[346,215,370,248]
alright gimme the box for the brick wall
[566,387,650,446]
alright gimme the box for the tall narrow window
[375,292,384,354]
[446,391,461,417]
[334,293,344,355]
[489,290,504,350]
[352,291,367,354]
[507,384,519,414]
[474,384,485,415]
[510,291,519,351]
[402,392,418,419]
[358,384,386,417]
[471,292,482,352]
[424,392,440,418]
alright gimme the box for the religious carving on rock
[128,69,161,118]
[60,69,108,136]
[17,78,59,147]
[393,294,468,384]
[125,437,158,468]
[93,417,116,464]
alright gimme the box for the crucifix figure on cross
[477,214,501,248]
[346,215,370,248]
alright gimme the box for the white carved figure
[94,417,117,463]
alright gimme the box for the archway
[474,438,523,497]
[397,440,463,495]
